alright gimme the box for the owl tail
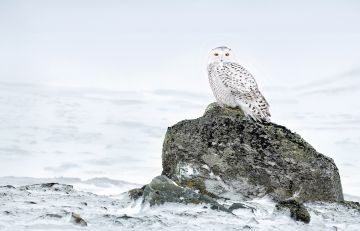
[252,93,271,122]
[239,100,270,122]
[250,104,270,122]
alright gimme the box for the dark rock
[1,185,15,189]
[81,202,88,206]
[142,175,231,213]
[128,185,146,200]
[40,212,87,226]
[41,213,63,219]
[117,214,134,220]
[19,183,73,193]
[276,199,311,223]
[70,212,87,226]
[41,183,58,187]
[25,201,37,204]
[162,103,343,202]
[0,185,16,196]
[339,201,360,211]
[229,202,254,212]
[229,202,246,210]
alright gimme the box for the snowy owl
[207,46,270,122]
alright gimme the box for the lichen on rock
[128,186,146,200]
[141,175,231,213]
[161,103,344,202]
[276,199,311,223]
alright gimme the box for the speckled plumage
[207,47,270,121]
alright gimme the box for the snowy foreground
[0,178,360,231]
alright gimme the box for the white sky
[0,0,360,92]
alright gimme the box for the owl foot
[224,106,242,113]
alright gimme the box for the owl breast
[208,63,238,107]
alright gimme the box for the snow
[0,176,140,196]
[178,164,200,179]
[0,183,359,231]
[0,81,359,198]
[0,79,359,229]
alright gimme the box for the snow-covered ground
[0,82,206,185]
[0,182,359,231]
[0,80,359,229]
[0,176,140,196]
[0,80,359,197]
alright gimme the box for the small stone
[41,213,63,219]
[25,201,37,204]
[128,185,146,200]
[276,199,311,224]
[70,212,87,226]
[229,202,250,211]
[117,214,133,220]
[2,185,15,189]
[80,202,88,206]
[339,201,360,211]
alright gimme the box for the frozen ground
[0,80,359,196]
[0,80,360,230]
[0,182,359,231]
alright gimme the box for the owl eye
[214,53,219,56]
[225,53,230,56]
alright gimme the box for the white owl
[207,46,270,122]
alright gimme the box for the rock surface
[141,175,231,213]
[276,199,311,223]
[162,103,344,202]
[1,181,359,230]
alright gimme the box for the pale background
[0,0,359,198]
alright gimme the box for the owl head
[208,46,236,63]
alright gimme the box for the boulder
[161,103,344,202]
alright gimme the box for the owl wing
[219,62,271,120]
[217,62,255,93]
